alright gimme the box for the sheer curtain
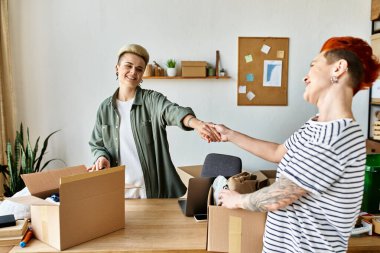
[0,0,16,167]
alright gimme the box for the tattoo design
[241,175,307,212]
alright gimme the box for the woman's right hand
[87,156,110,172]
[218,189,243,209]
[213,124,233,142]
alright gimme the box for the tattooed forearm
[240,175,307,212]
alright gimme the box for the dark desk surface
[2,199,379,252]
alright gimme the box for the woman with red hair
[215,37,380,252]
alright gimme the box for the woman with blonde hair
[89,44,220,198]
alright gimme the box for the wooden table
[348,235,380,252]
[8,199,207,252]
[2,198,379,252]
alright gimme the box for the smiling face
[303,52,334,105]
[116,53,146,88]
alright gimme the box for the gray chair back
[201,153,242,178]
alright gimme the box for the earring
[330,76,338,84]
[116,72,118,80]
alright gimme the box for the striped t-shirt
[263,117,366,253]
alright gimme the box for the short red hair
[320,36,380,93]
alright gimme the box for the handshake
[192,122,231,143]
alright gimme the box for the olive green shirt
[89,86,194,198]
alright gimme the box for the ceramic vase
[167,68,177,77]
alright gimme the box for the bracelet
[187,116,195,128]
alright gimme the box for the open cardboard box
[176,165,202,184]
[207,170,276,253]
[176,165,277,252]
[18,165,125,250]
[176,165,202,198]
[207,187,266,253]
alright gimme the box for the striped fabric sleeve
[281,141,341,195]
[281,120,365,196]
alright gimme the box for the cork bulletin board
[237,37,289,106]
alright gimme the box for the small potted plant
[219,68,226,77]
[207,65,215,76]
[166,59,177,77]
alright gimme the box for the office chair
[200,153,242,178]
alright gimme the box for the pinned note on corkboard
[238,37,289,106]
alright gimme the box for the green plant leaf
[32,136,40,163]
[19,124,24,147]
[20,148,26,172]
[0,165,9,177]
[166,59,176,68]
[40,158,66,172]
[26,132,34,174]
[14,133,21,174]
[6,142,14,194]
[34,130,60,172]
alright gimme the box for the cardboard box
[176,165,202,198]
[207,170,276,253]
[176,165,202,185]
[181,61,207,77]
[207,188,266,253]
[259,169,277,185]
[20,165,125,250]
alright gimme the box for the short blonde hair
[117,44,149,65]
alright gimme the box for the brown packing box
[251,171,269,189]
[175,165,276,198]
[181,61,207,77]
[260,169,277,185]
[207,188,266,253]
[207,170,276,253]
[176,165,202,184]
[176,165,202,198]
[19,165,125,251]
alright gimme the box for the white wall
[8,0,371,171]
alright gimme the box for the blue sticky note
[246,73,254,82]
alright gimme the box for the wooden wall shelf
[143,76,230,80]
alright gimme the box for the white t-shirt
[116,99,147,198]
[263,118,366,253]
